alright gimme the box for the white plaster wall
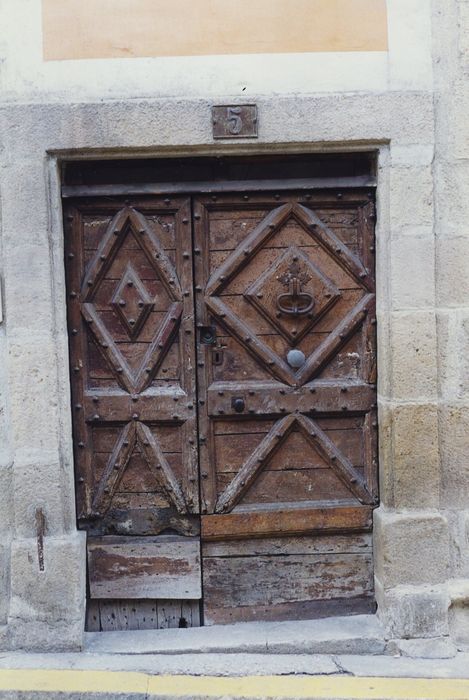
[0,0,432,102]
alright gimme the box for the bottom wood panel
[87,535,201,599]
[203,597,376,626]
[202,533,374,626]
[86,599,201,631]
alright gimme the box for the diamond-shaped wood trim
[245,245,341,345]
[82,300,183,393]
[80,206,183,393]
[81,207,182,302]
[111,261,154,339]
[204,201,374,386]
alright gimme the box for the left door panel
[64,197,201,602]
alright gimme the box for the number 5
[227,107,242,135]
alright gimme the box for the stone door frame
[0,93,446,651]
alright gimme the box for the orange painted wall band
[42,0,388,61]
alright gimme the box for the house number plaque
[212,104,258,139]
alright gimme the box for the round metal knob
[287,349,306,368]
[232,397,245,413]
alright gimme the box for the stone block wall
[0,0,467,653]
[433,0,469,647]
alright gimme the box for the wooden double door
[64,188,378,628]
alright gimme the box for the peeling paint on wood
[87,536,201,599]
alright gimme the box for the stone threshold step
[1,653,469,678]
[85,614,386,656]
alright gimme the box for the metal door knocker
[276,258,314,316]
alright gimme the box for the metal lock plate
[199,325,217,345]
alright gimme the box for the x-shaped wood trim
[92,420,187,516]
[215,413,373,514]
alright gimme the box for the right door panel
[193,190,378,624]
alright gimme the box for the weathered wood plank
[87,536,202,599]
[85,598,201,630]
[203,533,372,558]
[181,599,201,628]
[157,600,184,629]
[62,176,377,198]
[201,505,373,541]
[203,548,374,624]
[204,596,376,625]
[217,468,358,505]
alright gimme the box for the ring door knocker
[276,259,314,317]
